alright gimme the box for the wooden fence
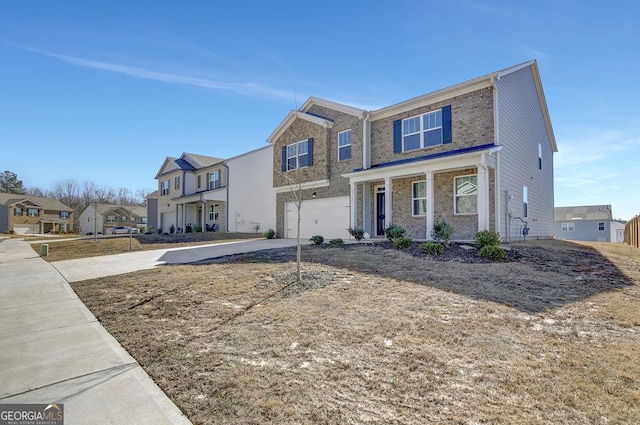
[625,215,640,248]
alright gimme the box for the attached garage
[285,196,350,239]
[13,224,39,235]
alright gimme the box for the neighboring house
[554,205,613,242]
[0,193,74,234]
[611,221,625,243]
[268,60,557,240]
[154,148,275,234]
[78,203,147,235]
[146,190,159,232]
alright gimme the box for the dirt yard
[70,240,640,424]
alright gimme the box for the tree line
[1,170,152,231]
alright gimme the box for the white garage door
[14,224,38,235]
[285,196,350,239]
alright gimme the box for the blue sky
[1,0,639,219]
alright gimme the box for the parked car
[110,226,139,234]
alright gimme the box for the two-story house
[0,193,74,234]
[154,147,275,234]
[269,60,557,241]
[78,203,147,235]
[554,205,619,242]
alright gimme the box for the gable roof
[155,153,224,179]
[183,152,224,168]
[87,203,147,217]
[300,97,366,118]
[554,205,613,221]
[267,111,334,144]
[0,193,73,211]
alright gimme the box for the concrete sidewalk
[52,238,299,282]
[0,238,192,424]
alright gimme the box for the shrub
[194,224,202,233]
[480,245,508,261]
[263,228,276,239]
[474,230,501,248]
[169,224,175,234]
[420,241,444,255]
[385,224,406,241]
[145,226,153,234]
[393,237,413,250]
[309,235,324,245]
[328,238,343,247]
[432,219,454,244]
[348,227,365,241]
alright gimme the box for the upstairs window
[106,215,116,223]
[282,138,314,172]
[141,217,147,224]
[412,181,427,216]
[27,208,39,217]
[197,175,202,189]
[338,130,352,161]
[174,176,180,190]
[14,207,22,216]
[538,143,542,170]
[598,222,605,231]
[561,222,574,231]
[209,170,221,190]
[161,180,170,196]
[59,211,70,219]
[523,186,529,218]
[455,175,478,214]
[121,216,128,222]
[394,106,451,153]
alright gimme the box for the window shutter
[281,146,287,172]
[393,119,402,153]
[442,105,452,144]
[307,137,314,166]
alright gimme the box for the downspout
[362,112,371,170]
[223,161,230,232]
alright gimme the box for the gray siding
[0,206,8,233]
[497,66,554,240]
[147,198,158,231]
[555,220,610,242]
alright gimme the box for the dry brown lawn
[70,240,640,424]
[31,232,260,262]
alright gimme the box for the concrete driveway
[51,238,299,282]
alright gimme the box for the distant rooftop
[554,205,612,221]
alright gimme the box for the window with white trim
[538,143,542,170]
[106,215,116,223]
[174,176,180,190]
[598,222,605,231]
[27,208,39,217]
[59,211,70,219]
[161,180,170,196]
[286,139,310,171]
[402,109,443,151]
[209,170,221,190]
[14,207,22,216]
[197,175,202,189]
[523,185,528,218]
[412,181,427,216]
[209,204,219,221]
[338,130,351,161]
[454,175,478,214]
[60,223,69,232]
[561,222,574,231]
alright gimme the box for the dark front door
[376,192,385,236]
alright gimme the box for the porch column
[426,171,434,240]
[349,182,357,231]
[201,200,206,228]
[362,182,371,235]
[384,177,392,229]
[477,165,489,231]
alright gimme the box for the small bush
[328,238,343,247]
[145,226,153,234]
[474,230,501,248]
[420,241,444,255]
[393,237,413,249]
[480,245,508,261]
[263,228,276,239]
[169,224,175,234]
[432,219,454,244]
[348,227,365,241]
[309,235,324,245]
[194,224,202,233]
[385,224,406,241]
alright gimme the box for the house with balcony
[268,60,557,241]
[0,193,74,234]
[78,203,147,235]
[154,147,275,234]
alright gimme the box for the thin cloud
[23,47,298,101]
